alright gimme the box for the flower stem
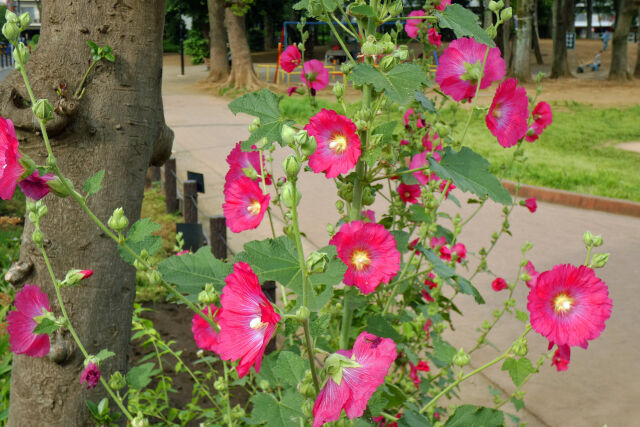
[458,46,490,146]
[222,361,234,427]
[74,59,98,99]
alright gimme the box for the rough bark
[551,0,572,78]
[7,1,172,425]
[608,0,639,80]
[514,0,534,82]
[635,6,640,77]
[483,0,493,28]
[223,8,262,90]
[586,0,593,38]
[532,2,544,64]
[207,0,229,82]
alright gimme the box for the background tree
[206,0,229,82]
[223,1,262,90]
[635,5,640,78]
[551,0,574,78]
[514,0,535,82]
[608,0,640,80]
[6,1,172,424]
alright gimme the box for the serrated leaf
[456,275,485,304]
[292,0,309,10]
[248,391,305,427]
[310,313,331,337]
[436,4,496,47]
[118,218,163,264]
[158,246,232,301]
[372,120,398,142]
[501,357,535,387]
[350,4,376,17]
[83,170,105,197]
[96,349,115,362]
[429,147,512,205]
[408,204,430,222]
[511,396,525,411]
[366,314,402,341]
[274,351,307,387]
[390,230,410,254]
[415,91,437,113]
[351,63,428,105]
[126,362,155,389]
[431,335,457,367]
[367,389,388,417]
[445,405,504,426]
[255,352,278,386]
[398,409,432,427]
[32,318,59,335]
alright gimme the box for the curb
[501,180,640,218]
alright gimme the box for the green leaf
[417,246,455,279]
[372,120,398,142]
[33,318,59,335]
[366,314,402,341]
[248,391,305,427]
[95,349,115,362]
[292,0,309,10]
[367,389,388,417]
[87,40,98,50]
[274,351,307,387]
[501,357,535,387]
[445,405,504,426]
[515,309,529,323]
[398,409,432,427]
[431,335,457,367]
[455,275,485,304]
[104,53,115,62]
[118,218,162,264]
[255,352,278,386]
[125,363,155,389]
[158,246,232,300]
[429,147,512,205]
[322,0,337,11]
[351,63,428,105]
[349,4,376,17]
[390,230,410,254]
[310,314,331,337]
[436,4,496,47]
[83,170,105,198]
[408,204,430,222]
[415,91,436,113]
[228,89,293,150]
[511,396,525,411]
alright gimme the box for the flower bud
[198,283,218,305]
[380,55,396,72]
[5,10,18,24]
[62,269,94,286]
[302,400,314,418]
[281,182,301,208]
[12,42,30,67]
[283,224,296,239]
[341,61,354,75]
[489,0,504,12]
[32,229,44,245]
[583,230,595,246]
[258,379,270,390]
[333,81,345,99]
[326,223,335,235]
[33,99,54,123]
[295,306,311,322]
[18,12,31,29]
[283,155,301,179]
[276,176,287,188]
[590,253,609,269]
[487,26,498,39]
[511,337,528,356]
[337,182,353,202]
[294,129,309,147]
[433,122,450,136]
[300,135,317,156]
[108,207,129,233]
[2,22,20,43]
[214,377,226,391]
[501,7,512,21]
[108,371,126,391]
[452,348,470,367]
[131,413,149,427]
[147,270,162,287]
[46,176,73,198]
[231,405,245,419]
[306,251,329,274]
[281,124,296,146]
[361,37,378,56]
[248,118,261,133]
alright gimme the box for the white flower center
[329,134,348,154]
[247,199,261,216]
[250,317,267,330]
[553,293,574,314]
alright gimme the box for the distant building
[2,0,41,39]
[574,2,615,37]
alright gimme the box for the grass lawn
[281,96,640,202]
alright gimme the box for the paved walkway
[162,63,640,427]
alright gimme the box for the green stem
[151,341,170,410]
[339,287,355,349]
[74,59,99,99]
[302,318,321,394]
[585,245,593,266]
[458,46,490,146]
[222,361,234,427]
[259,150,276,239]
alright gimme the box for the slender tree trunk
[587,0,593,38]
[483,0,493,28]
[514,0,534,82]
[551,0,572,78]
[224,8,262,90]
[608,0,638,80]
[264,15,275,50]
[6,0,172,425]
[207,0,229,82]
[635,6,640,77]
[532,2,544,64]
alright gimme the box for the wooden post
[209,215,227,260]
[164,157,178,213]
[150,166,161,183]
[183,180,198,224]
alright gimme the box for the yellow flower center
[351,250,371,271]
[553,293,574,314]
[247,199,261,216]
[492,107,502,119]
[329,134,348,154]
[250,317,267,330]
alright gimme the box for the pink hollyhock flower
[434,0,451,11]
[397,183,421,204]
[402,108,425,129]
[305,109,361,178]
[373,414,400,427]
[422,289,435,302]
[225,142,270,188]
[451,242,466,262]
[409,151,439,186]
[80,362,101,389]
[438,180,456,198]
[18,171,55,201]
[428,28,442,47]
[216,262,280,378]
[408,360,430,388]
[400,139,410,146]
[551,343,571,371]
[423,318,432,339]
[526,101,553,142]
[422,133,443,152]
[430,236,446,248]
[176,249,190,256]
[287,86,298,96]
[486,78,529,148]
[6,284,51,357]
[405,10,425,39]
[492,277,508,292]
[302,59,329,91]
[222,177,270,233]
[330,221,401,294]
[192,304,222,353]
[312,331,397,427]
[524,261,539,288]
[430,237,451,260]
[362,209,376,222]
[436,37,506,102]
[0,117,25,200]
[280,45,301,73]
[424,273,437,289]
[523,197,537,213]
[527,264,612,348]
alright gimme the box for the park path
[162,62,640,427]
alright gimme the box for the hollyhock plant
[280,45,301,73]
[301,59,329,91]
[222,177,270,233]
[18,170,55,200]
[486,78,530,148]
[312,331,397,427]
[524,261,539,288]
[523,197,537,213]
[409,151,439,186]
[330,221,400,294]
[527,264,612,348]
[225,141,270,188]
[397,183,421,204]
[362,209,376,223]
[404,10,425,39]
[434,0,451,11]
[409,360,430,388]
[403,108,425,129]
[526,101,553,142]
[216,262,281,378]
[0,116,24,200]
[451,243,466,262]
[80,362,101,389]
[436,37,505,102]
[191,304,221,353]
[428,27,442,47]
[492,277,508,292]
[6,284,52,357]
[305,109,361,178]
[551,343,571,371]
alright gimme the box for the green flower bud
[33,98,54,123]
[281,182,301,208]
[511,337,528,356]
[249,117,261,133]
[501,7,513,21]
[283,155,301,179]
[108,207,129,233]
[335,200,344,213]
[592,235,603,247]
[258,379,270,390]
[108,371,126,391]
[36,201,48,218]
[590,253,610,269]
[18,12,31,29]
[380,55,395,72]
[361,37,377,56]
[489,0,503,12]
[452,348,470,367]
[300,135,317,156]
[32,229,44,245]
[434,122,450,136]
[341,62,354,75]
[147,270,162,287]
[481,320,491,330]
[214,377,226,391]
[302,400,314,418]
[231,405,245,419]
[281,124,296,146]
[131,413,150,427]
[583,230,595,246]
[487,26,498,39]
[46,176,72,198]
[306,251,329,274]
[12,42,30,67]
[198,283,218,304]
[389,0,404,16]
[521,272,532,283]
[294,129,309,147]
[333,81,345,99]
[326,223,335,235]
[283,224,296,239]
[338,182,353,202]
[2,22,20,43]
[5,10,18,24]
[296,306,311,322]
[362,187,375,206]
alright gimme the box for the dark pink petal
[222,177,270,233]
[0,117,25,200]
[280,45,301,73]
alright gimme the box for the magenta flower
[6,284,51,357]
[80,362,101,389]
[191,304,221,353]
[176,249,190,256]
[330,221,401,294]
[361,209,376,222]
[523,197,537,213]
[526,101,553,142]
[301,59,329,91]
[422,132,442,152]
[451,242,466,262]
[405,10,425,39]
[18,171,55,201]
[428,28,442,47]
[436,37,506,102]
[280,45,301,73]
[305,109,361,178]
[524,261,539,288]
[492,277,507,291]
[408,360,430,388]
[287,86,298,96]
[527,264,612,349]
[397,183,421,204]
[402,108,425,129]
[312,331,397,427]
[216,262,280,378]
[486,78,530,148]
[222,177,270,233]
[224,141,270,190]
[434,0,451,11]
[551,343,571,371]
[0,117,25,200]
[409,151,439,186]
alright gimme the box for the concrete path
[162,63,640,427]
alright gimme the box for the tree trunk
[635,6,640,77]
[207,0,229,82]
[264,14,275,50]
[514,0,534,82]
[6,1,172,425]
[587,0,593,38]
[224,8,262,90]
[608,0,638,80]
[551,0,572,78]
[532,2,544,64]
[483,0,493,28]
[502,0,514,74]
